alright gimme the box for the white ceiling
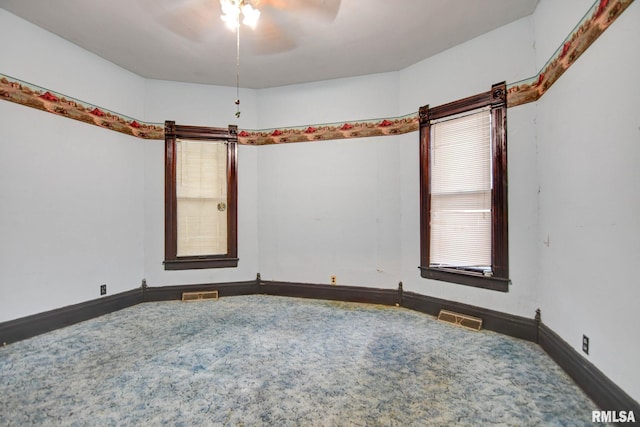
[0,0,539,89]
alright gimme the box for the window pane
[177,198,227,256]
[430,192,491,268]
[430,110,491,194]
[429,110,492,269]
[175,139,227,256]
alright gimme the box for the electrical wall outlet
[330,275,337,285]
[582,334,589,355]
[100,284,107,296]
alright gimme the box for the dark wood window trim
[164,121,238,270]
[419,82,509,292]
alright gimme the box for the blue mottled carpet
[0,295,600,426]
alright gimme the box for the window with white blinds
[429,109,492,272]
[419,82,509,291]
[164,122,238,270]
[175,139,228,257]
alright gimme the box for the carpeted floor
[0,295,602,426]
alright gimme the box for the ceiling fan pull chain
[235,22,241,118]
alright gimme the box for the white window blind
[175,139,228,257]
[429,109,492,271]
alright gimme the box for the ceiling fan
[144,0,342,54]
[141,0,340,117]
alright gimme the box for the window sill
[419,266,509,292]
[164,257,239,270]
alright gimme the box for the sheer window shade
[429,109,492,270]
[175,139,228,257]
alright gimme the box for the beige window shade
[175,139,228,257]
[429,109,492,270]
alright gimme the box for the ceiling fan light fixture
[220,0,260,30]
[241,4,260,29]
[220,1,240,30]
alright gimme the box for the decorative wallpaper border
[506,0,634,107]
[0,0,633,144]
[237,114,419,145]
[0,75,164,140]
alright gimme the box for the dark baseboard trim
[2,280,638,415]
[539,323,640,416]
[0,288,142,345]
[402,291,538,342]
[0,282,538,345]
[143,281,260,302]
[0,281,260,345]
[259,280,400,306]
[257,283,536,342]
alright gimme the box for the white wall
[0,10,145,120]
[398,17,537,112]
[531,0,594,71]
[0,103,145,322]
[0,10,145,321]
[256,72,401,287]
[256,72,399,129]
[255,16,540,317]
[257,135,403,287]
[534,0,640,403]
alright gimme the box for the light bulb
[241,4,260,29]
[220,0,240,29]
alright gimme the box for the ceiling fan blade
[138,0,337,55]
[256,0,341,21]
[139,0,218,42]
[247,11,298,54]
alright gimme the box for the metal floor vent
[437,309,483,331]
[182,290,219,302]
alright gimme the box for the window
[419,82,509,291]
[164,121,238,270]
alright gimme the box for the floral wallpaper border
[0,0,633,145]
[237,114,420,145]
[506,0,633,107]
[0,75,164,139]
